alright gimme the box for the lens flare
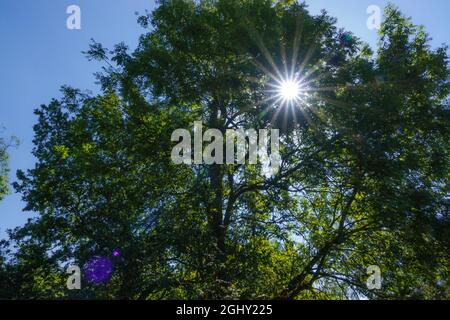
[267,75,308,107]
[279,79,302,101]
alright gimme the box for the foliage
[0,135,12,202]
[1,1,449,299]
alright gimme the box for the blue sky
[0,0,449,238]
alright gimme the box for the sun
[279,79,302,101]
[268,75,308,107]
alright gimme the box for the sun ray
[241,15,336,128]
[244,20,285,82]
[291,15,304,78]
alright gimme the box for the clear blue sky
[0,0,449,238]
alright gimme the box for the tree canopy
[0,136,9,202]
[1,0,449,299]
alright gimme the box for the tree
[0,135,11,202]
[0,133,21,298]
[3,0,449,299]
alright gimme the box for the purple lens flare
[83,256,113,284]
[112,248,121,257]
